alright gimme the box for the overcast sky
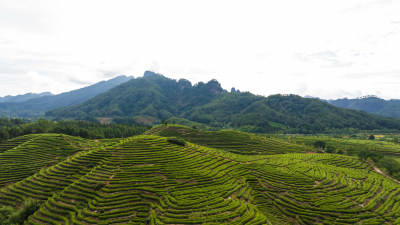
[1,0,400,100]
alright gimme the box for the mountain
[329,96,400,118]
[46,71,400,133]
[0,92,53,103]
[0,75,132,118]
[47,71,225,119]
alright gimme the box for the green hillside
[0,134,38,153]
[146,124,313,155]
[0,134,115,189]
[1,132,400,224]
[46,71,400,134]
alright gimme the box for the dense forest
[0,118,149,141]
[46,71,400,134]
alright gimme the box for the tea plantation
[0,134,99,189]
[147,125,313,155]
[1,127,400,224]
[276,135,400,155]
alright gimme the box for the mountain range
[46,71,400,133]
[0,75,132,118]
[328,96,400,118]
[0,92,53,103]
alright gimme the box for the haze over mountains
[328,96,400,118]
[0,75,132,118]
[0,92,53,103]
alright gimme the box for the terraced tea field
[279,135,400,155]
[0,134,38,153]
[147,125,313,155]
[1,130,400,224]
[0,134,117,189]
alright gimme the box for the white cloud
[0,0,400,99]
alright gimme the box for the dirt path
[373,166,400,184]
[374,167,384,175]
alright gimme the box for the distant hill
[47,71,400,133]
[0,92,53,103]
[329,96,400,118]
[0,75,132,118]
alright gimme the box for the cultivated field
[1,127,400,224]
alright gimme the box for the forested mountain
[0,92,52,103]
[47,71,225,120]
[0,75,131,118]
[47,71,400,133]
[329,96,400,118]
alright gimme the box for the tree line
[0,118,150,141]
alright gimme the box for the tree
[0,199,40,225]
[9,127,22,138]
[357,150,383,163]
[326,145,336,153]
[368,135,375,140]
[358,150,369,160]
[377,157,400,175]
[313,140,326,149]
[393,172,400,180]
[0,129,9,141]
[79,128,90,139]
[167,137,186,146]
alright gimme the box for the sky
[0,0,400,100]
